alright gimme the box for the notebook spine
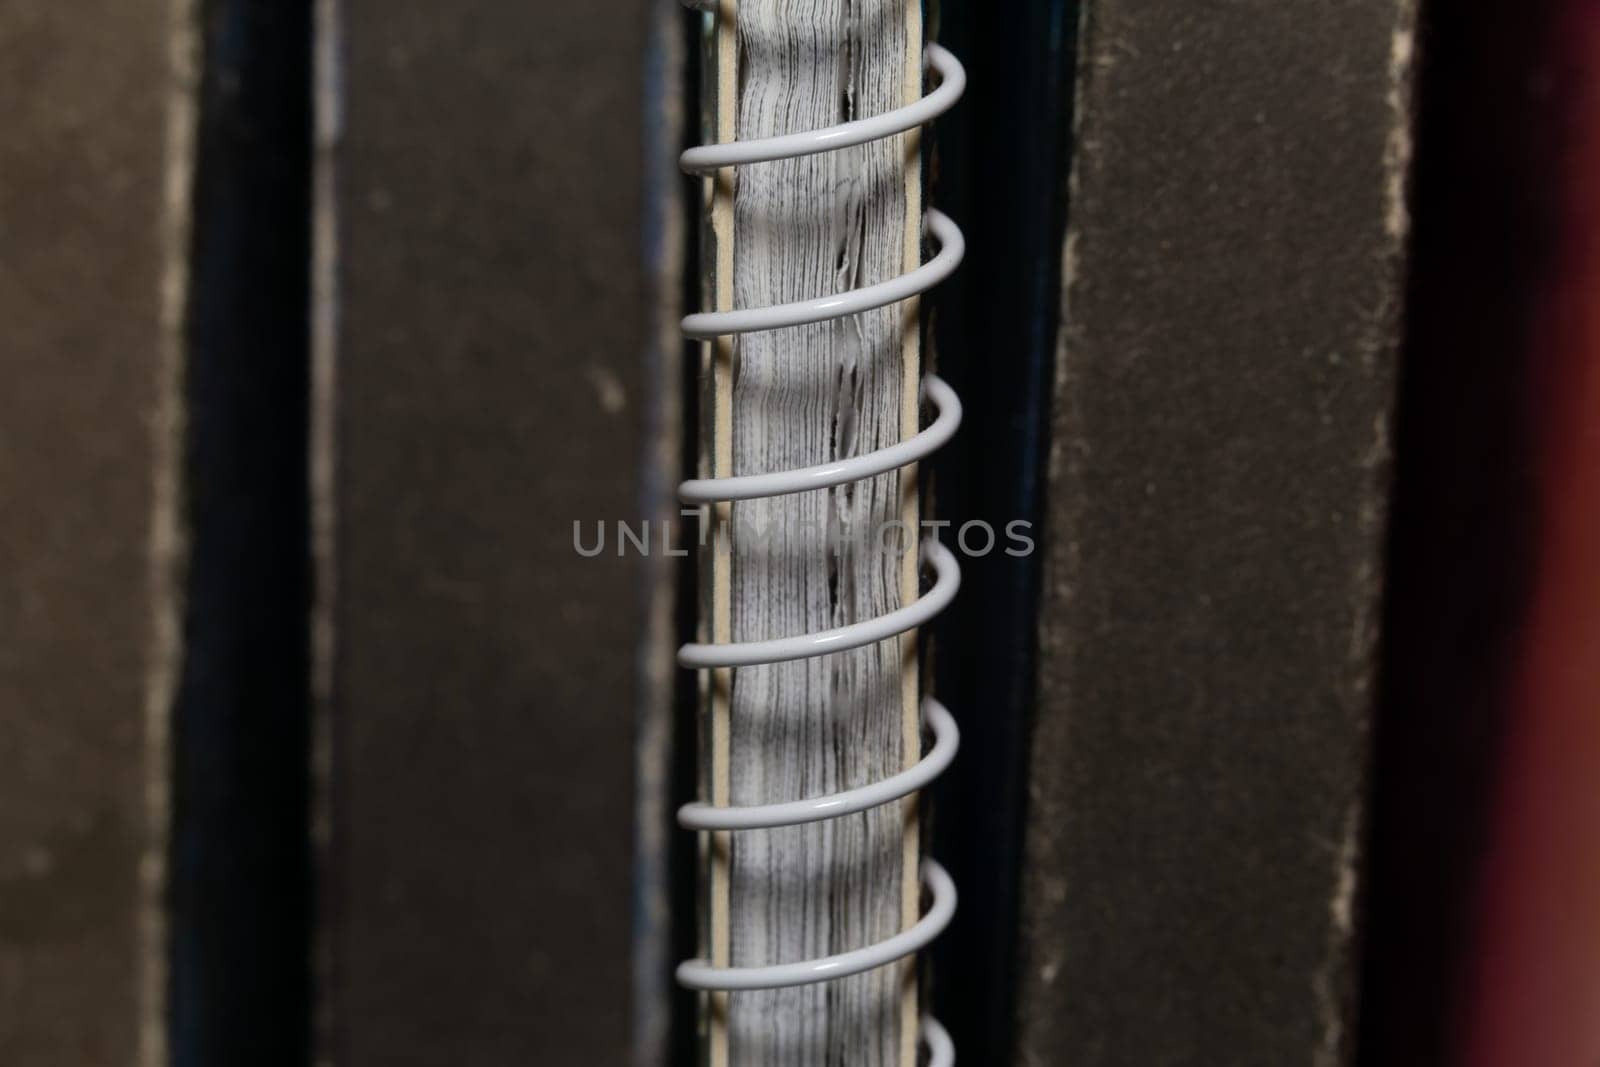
[672,14,967,1064]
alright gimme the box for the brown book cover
[0,1,192,1061]
[316,2,656,1063]
[1020,3,1418,1063]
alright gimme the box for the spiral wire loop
[676,25,967,1062]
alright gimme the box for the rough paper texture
[719,1,919,1062]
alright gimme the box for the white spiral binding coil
[675,26,967,1067]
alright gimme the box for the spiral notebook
[674,2,960,1063]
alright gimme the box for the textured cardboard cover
[1020,3,1417,1063]
[0,2,187,1062]
[323,3,651,1062]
